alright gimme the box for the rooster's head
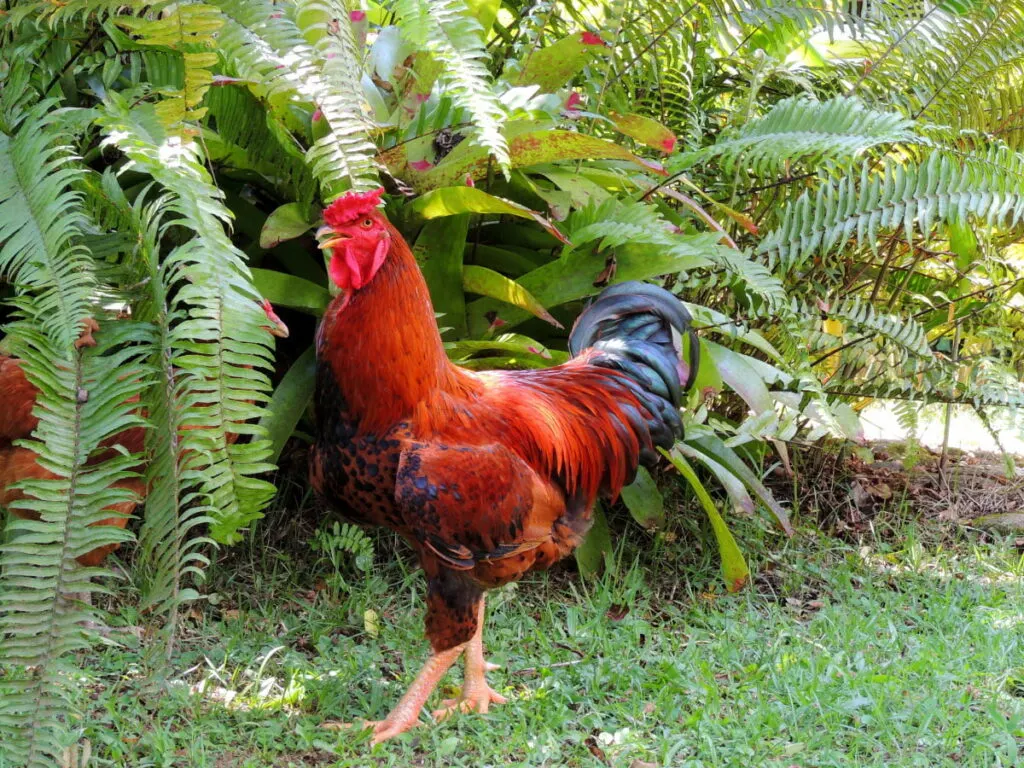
[317,187,391,291]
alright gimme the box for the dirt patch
[772,440,1024,536]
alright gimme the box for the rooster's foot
[432,682,507,720]
[322,717,421,744]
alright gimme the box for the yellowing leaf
[822,318,844,336]
[462,265,563,328]
[609,112,678,153]
[663,449,750,592]
[364,609,380,638]
[418,128,667,190]
[511,32,611,92]
[411,187,569,244]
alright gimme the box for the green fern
[96,94,278,545]
[297,0,382,198]
[682,96,918,175]
[0,92,148,768]
[116,3,224,136]
[393,0,510,173]
[758,147,1024,272]
[213,0,379,198]
[858,1,1024,123]
[829,298,931,359]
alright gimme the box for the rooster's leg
[326,644,465,744]
[433,597,507,720]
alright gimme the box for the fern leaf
[96,95,278,547]
[117,4,224,137]
[758,147,1024,272]
[683,96,918,175]
[296,0,382,197]
[394,0,510,173]
[0,98,148,768]
[213,0,379,197]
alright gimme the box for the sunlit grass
[70,508,1023,767]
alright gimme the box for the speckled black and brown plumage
[310,190,697,743]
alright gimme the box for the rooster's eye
[360,218,373,229]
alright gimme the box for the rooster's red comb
[322,187,385,227]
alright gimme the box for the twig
[511,659,585,678]
[42,25,101,98]
[939,316,960,473]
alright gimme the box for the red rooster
[311,188,697,743]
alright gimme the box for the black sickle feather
[568,280,700,465]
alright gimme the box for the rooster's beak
[317,225,351,251]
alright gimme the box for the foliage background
[3,0,1024,763]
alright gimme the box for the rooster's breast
[310,367,406,531]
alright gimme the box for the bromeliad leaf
[417,129,668,189]
[462,265,564,328]
[252,269,331,315]
[510,32,612,93]
[410,186,570,244]
[259,346,317,464]
[685,427,793,536]
[608,112,678,153]
[663,448,750,593]
[260,202,315,248]
[704,340,774,416]
[415,215,471,337]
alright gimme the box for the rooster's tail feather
[568,281,698,463]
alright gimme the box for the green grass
[67,510,1024,767]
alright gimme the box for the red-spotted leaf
[609,112,678,153]
[410,186,570,244]
[512,32,612,92]
[417,129,667,190]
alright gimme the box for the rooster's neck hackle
[318,221,466,432]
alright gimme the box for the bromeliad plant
[4,0,1024,763]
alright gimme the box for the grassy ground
[70,502,1023,768]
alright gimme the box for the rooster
[0,301,289,581]
[311,188,697,743]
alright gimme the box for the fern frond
[712,0,856,40]
[859,1,1024,124]
[296,0,382,197]
[0,98,147,768]
[204,86,314,200]
[685,96,918,176]
[96,95,278,545]
[570,198,784,305]
[830,297,931,359]
[213,0,379,197]
[116,4,224,137]
[393,0,510,173]
[758,147,1024,272]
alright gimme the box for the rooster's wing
[395,440,582,586]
